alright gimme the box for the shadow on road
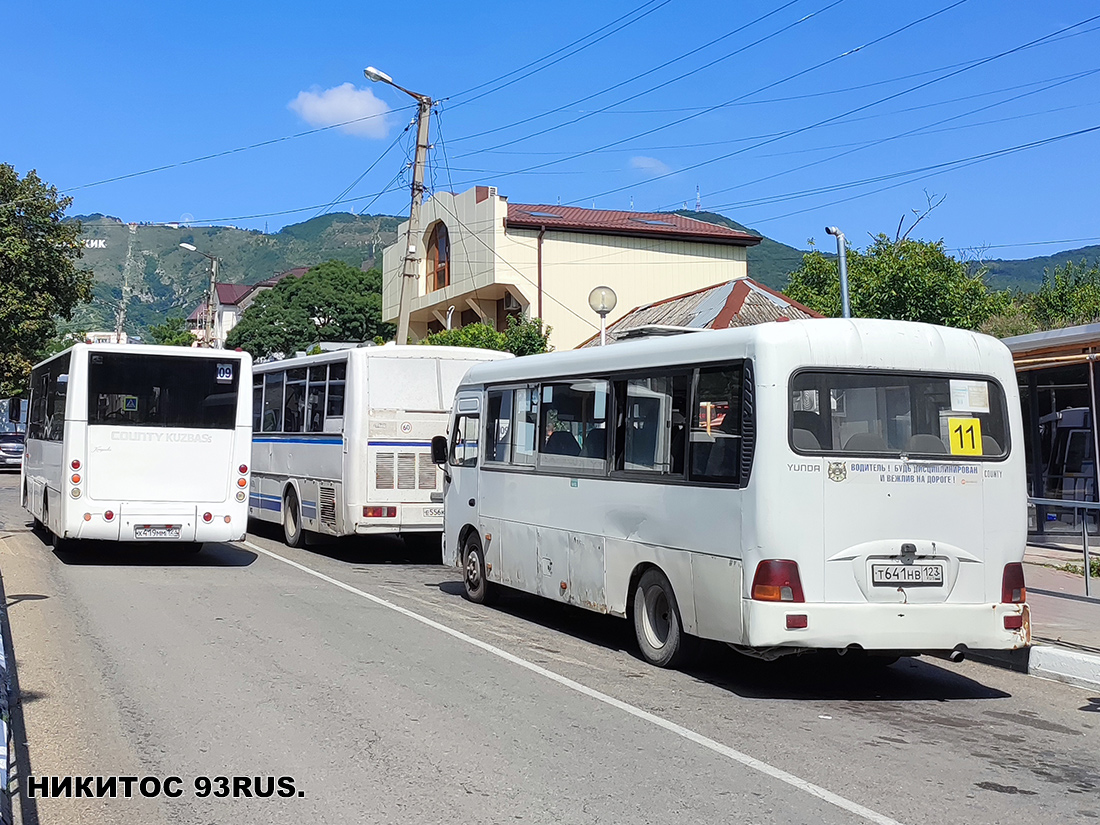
[51,541,257,567]
[247,519,443,566]
[5,594,48,609]
[438,583,1012,702]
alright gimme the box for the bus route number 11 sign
[948,417,982,456]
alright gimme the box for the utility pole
[207,257,219,348]
[363,66,432,345]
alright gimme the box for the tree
[148,316,196,347]
[784,234,1006,330]
[0,164,93,395]
[225,260,393,358]
[421,315,552,356]
[1031,259,1100,330]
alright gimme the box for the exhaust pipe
[948,648,966,663]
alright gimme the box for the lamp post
[824,226,851,318]
[588,286,618,346]
[364,66,432,345]
[180,243,220,347]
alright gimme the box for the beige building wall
[382,188,751,349]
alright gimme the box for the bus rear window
[88,353,239,429]
[790,371,1008,459]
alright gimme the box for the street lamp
[364,65,433,345]
[180,242,221,347]
[588,286,618,346]
[824,226,851,319]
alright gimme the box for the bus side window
[284,368,306,434]
[615,374,688,476]
[307,366,327,433]
[263,372,284,432]
[327,362,346,419]
[689,364,745,485]
[486,389,513,462]
[512,387,538,466]
[252,377,263,433]
[450,414,479,468]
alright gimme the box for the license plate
[135,526,182,539]
[424,507,444,518]
[872,563,944,586]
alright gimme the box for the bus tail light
[104,510,114,521]
[236,491,246,502]
[1004,614,1024,630]
[364,506,396,518]
[71,474,81,484]
[223,515,231,524]
[786,614,808,629]
[202,512,213,523]
[1001,563,1026,604]
[239,464,248,474]
[237,478,248,488]
[71,459,81,470]
[752,560,805,602]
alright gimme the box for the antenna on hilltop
[695,186,701,212]
[629,195,634,211]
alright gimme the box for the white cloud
[630,156,672,176]
[288,83,391,138]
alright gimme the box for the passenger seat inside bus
[905,433,947,454]
[544,430,582,456]
[843,432,889,452]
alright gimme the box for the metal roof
[506,204,761,246]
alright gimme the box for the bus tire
[283,487,305,548]
[462,536,494,605]
[633,567,693,668]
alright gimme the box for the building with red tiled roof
[577,278,821,348]
[186,267,311,347]
[381,186,761,349]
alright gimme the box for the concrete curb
[1028,644,1100,691]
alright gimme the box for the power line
[446,0,673,105]
[59,105,414,195]
[572,8,1100,207]
[310,125,411,220]
[451,0,809,145]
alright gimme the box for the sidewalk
[1014,541,1100,690]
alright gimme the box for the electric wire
[310,125,411,219]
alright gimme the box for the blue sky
[7,0,1100,260]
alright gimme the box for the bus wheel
[462,536,494,605]
[633,568,692,668]
[283,488,305,548]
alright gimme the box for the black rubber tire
[462,535,494,605]
[632,567,693,668]
[283,487,305,548]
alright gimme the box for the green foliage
[983,245,1100,293]
[225,261,393,358]
[0,164,93,396]
[148,316,196,347]
[1031,259,1100,329]
[784,234,1005,329]
[421,315,552,356]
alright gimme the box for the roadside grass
[1055,556,1100,578]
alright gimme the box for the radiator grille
[376,453,395,489]
[397,453,416,490]
[418,453,437,490]
[319,486,337,528]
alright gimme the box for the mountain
[69,213,402,333]
[981,245,1100,293]
[674,210,808,290]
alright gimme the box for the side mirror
[431,434,448,466]
[7,399,22,423]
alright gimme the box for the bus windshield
[790,370,1008,458]
[87,352,240,429]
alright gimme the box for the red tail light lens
[752,560,805,602]
[239,464,248,474]
[202,512,213,523]
[71,459,81,470]
[363,506,397,518]
[1004,614,1024,630]
[104,510,114,521]
[1001,562,1026,604]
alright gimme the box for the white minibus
[433,319,1029,668]
[249,345,510,547]
[21,344,253,549]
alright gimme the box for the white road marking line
[241,540,905,825]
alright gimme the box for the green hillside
[674,210,809,289]
[70,213,402,334]
[982,245,1100,293]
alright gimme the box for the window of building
[539,380,609,471]
[427,223,450,292]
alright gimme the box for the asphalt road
[0,470,1097,825]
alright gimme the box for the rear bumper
[67,503,247,543]
[743,600,1030,651]
[353,502,444,534]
